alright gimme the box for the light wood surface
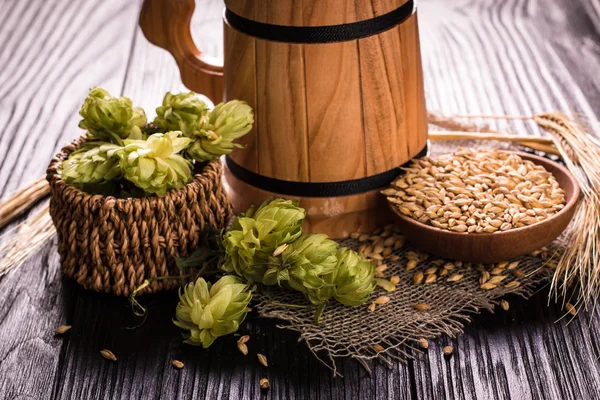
[358,24,411,175]
[223,23,258,169]
[303,39,366,182]
[2,0,600,399]
[255,40,310,181]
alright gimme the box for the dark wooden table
[1,0,600,399]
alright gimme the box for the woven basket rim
[46,135,223,206]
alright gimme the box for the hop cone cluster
[174,275,252,348]
[154,92,209,137]
[221,199,305,283]
[308,247,376,306]
[79,87,146,144]
[62,88,254,197]
[154,93,253,162]
[187,100,254,162]
[262,234,339,294]
[174,197,375,348]
[220,198,376,309]
[119,131,193,196]
[62,143,122,184]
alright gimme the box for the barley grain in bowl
[384,148,580,262]
[384,148,566,233]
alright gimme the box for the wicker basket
[46,137,234,296]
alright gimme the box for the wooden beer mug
[140,0,428,237]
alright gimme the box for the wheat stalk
[532,113,600,306]
[0,177,49,229]
[0,204,56,277]
[428,131,561,155]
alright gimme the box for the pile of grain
[383,148,566,233]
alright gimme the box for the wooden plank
[0,244,80,399]
[255,40,309,181]
[0,0,141,398]
[412,0,600,398]
[301,0,365,183]
[398,12,428,158]
[358,24,410,175]
[0,0,139,198]
[413,292,600,400]
[53,289,416,400]
[223,22,258,172]
[254,2,309,181]
[303,39,365,182]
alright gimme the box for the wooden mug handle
[139,0,224,103]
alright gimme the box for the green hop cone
[262,234,339,295]
[174,275,252,348]
[309,247,376,306]
[221,199,305,283]
[251,198,306,247]
[154,91,209,137]
[188,100,254,162]
[79,87,147,144]
[62,142,122,184]
[119,131,193,196]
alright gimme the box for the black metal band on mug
[225,144,428,198]
[224,0,415,44]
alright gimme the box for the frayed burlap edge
[255,236,558,376]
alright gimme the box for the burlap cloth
[255,138,562,375]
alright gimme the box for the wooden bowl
[388,152,580,263]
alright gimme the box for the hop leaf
[79,87,147,144]
[119,131,193,196]
[262,234,339,295]
[221,199,305,283]
[62,143,122,184]
[173,275,252,348]
[154,91,209,137]
[188,100,254,162]
[308,247,376,306]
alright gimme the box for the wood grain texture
[413,0,600,399]
[1,0,600,399]
[166,0,427,236]
[358,24,412,174]
[139,0,224,103]
[301,0,365,182]
[301,0,410,26]
[0,0,141,398]
[251,0,310,182]
[0,244,80,400]
[223,23,258,170]
[255,39,310,181]
[398,11,428,158]
[223,165,394,237]
[303,40,366,182]
[355,0,410,21]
